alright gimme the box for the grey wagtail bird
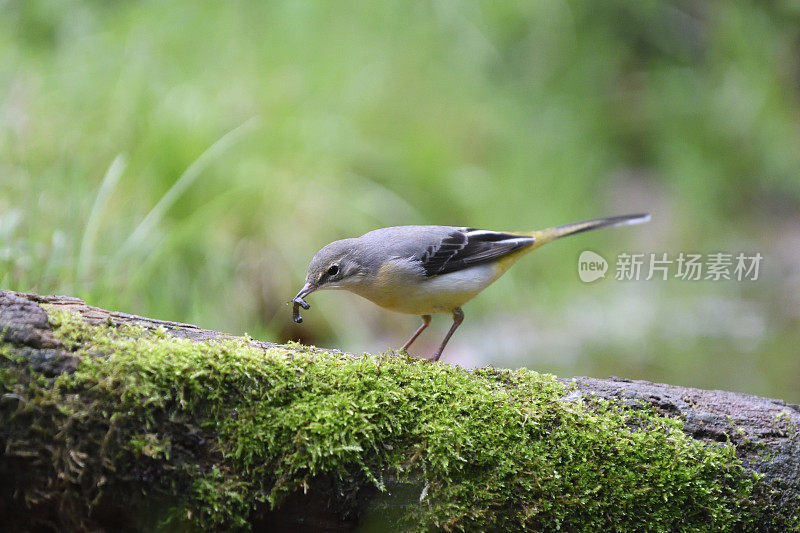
[292,213,649,361]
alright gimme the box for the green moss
[188,466,254,530]
[1,311,795,531]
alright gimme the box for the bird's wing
[417,228,535,277]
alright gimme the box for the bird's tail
[528,213,650,249]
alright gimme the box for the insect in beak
[291,283,316,323]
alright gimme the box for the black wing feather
[418,229,534,277]
[418,232,467,275]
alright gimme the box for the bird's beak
[294,282,317,302]
[291,282,317,323]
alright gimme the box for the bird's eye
[327,264,340,276]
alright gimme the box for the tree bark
[1,290,798,531]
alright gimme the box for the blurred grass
[1,0,798,400]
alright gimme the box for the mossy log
[1,290,798,532]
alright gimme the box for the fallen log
[1,290,798,531]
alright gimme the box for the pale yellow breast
[348,258,514,315]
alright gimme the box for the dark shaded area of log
[1,290,798,530]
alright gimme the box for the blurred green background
[1,1,798,401]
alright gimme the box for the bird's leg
[431,307,464,362]
[401,315,431,352]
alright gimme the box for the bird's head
[291,238,369,322]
